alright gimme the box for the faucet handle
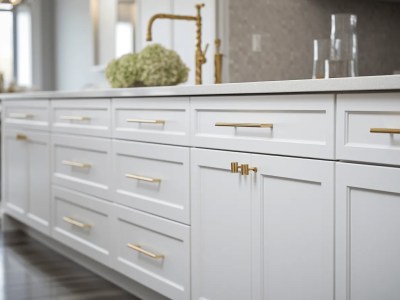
[203,43,209,56]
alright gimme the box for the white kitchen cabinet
[2,129,50,235]
[336,163,400,300]
[191,148,334,300]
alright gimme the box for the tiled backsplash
[228,0,400,82]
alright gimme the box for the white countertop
[1,75,399,100]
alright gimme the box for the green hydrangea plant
[105,44,189,88]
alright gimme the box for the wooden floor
[0,229,140,300]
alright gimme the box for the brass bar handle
[370,128,400,134]
[240,164,258,176]
[125,173,161,183]
[9,113,33,119]
[60,116,91,121]
[62,160,92,169]
[63,216,91,229]
[127,243,164,260]
[215,122,273,128]
[126,118,165,124]
[16,133,28,141]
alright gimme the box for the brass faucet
[146,4,208,85]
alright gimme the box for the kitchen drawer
[51,99,111,137]
[191,94,335,159]
[112,97,190,146]
[3,100,50,130]
[52,135,112,200]
[113,204,190,300]
[52,186,112,266]
[337,93,400,165]
[112,140,190,224]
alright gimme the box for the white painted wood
[253,154,334,300]
[336,93,400,165]
[191,94,335,159]
[3,99,50,130]
[336,163,400,300]
[112,140,190,224]
[113,203,190,300]
[52,134,112,200]
[51,99,111,137]
[112,97,190,146]
[2,128,51,235]
[191,148,256,300]
[52,185,113,267]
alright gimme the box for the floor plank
[0,229,140,300]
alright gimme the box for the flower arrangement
[105,44,189,88]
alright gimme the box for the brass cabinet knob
[231,162,240,173]
[240,164,258,176]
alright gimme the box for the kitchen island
[1,75,400,300]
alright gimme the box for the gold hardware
[16,133,28,140]
[126,118,165,124]
[62,160,92,169]
[214,38,223,84]
[146,3,206,85]
[370,128,400,134]
[127,243,164,259]
[215,122,273,128]
[240,164,258,176]
[63,216,91,229]
[60,116,91,121]
[231,162,240,173]
[9,113,33,119]
[125,173,161,183]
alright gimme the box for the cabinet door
[191,148,257,300]
[253,155,334,300]
[2,129,50,235]
[3,129,29,221]
[336,163,400,300]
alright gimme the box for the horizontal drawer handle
[215,122,273,128]
[63,216,92,229]
[126,118,165,124]
[125,173,161,183]
[370,128,400,134]
[8,113,34,119]
[60,115,91,121]
[16,133,28,141]
[127,243,164,259]
[62,160,92,169]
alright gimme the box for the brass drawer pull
[240,164,257,175]
[370,128,400,134]
[16,133,28,141]
[9,113,33,119]
[125,173,161,183]
[126,118,165,124]
[127,243,164,259]
[215,122,273,128]
[63,216,91,229]
[60,116,91,121]
[62,160,92,169]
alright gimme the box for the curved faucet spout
[146,14,197,42]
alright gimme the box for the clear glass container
[312,39,330,79]
[330,13,358,77]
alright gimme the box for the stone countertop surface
[1,75,400,100]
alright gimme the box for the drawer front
[113,204,190,300]
[112,141,190,224]
[112,98,190,146]
[191,94,335,159]
[52,186,112,266]
[52,135,112,200]
[51,99,111,137]
[337,93,400,165]
[3,100,50,130]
